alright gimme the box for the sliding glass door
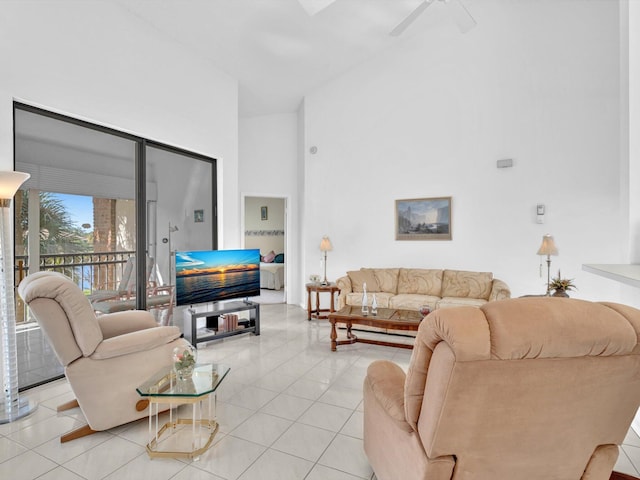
[13,103,216,389]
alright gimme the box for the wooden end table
[328,305,423,351]
[306,282,339,320]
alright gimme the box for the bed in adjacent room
[260,252,285,290]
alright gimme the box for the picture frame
[194,209,204,223]
[395,197,452,241]
[261,206,268,221]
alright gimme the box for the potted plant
[549,271,577,297]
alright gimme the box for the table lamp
[0,171,37,423]
[537,234,558,296]
[319,236,333,286]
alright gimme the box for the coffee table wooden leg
[346,321,354,340]
[307,290,312,320]
[610,472,640,480]
[330,318,337,351]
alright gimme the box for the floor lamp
[0,171,37,423]
[537,233,558,296]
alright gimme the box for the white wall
[239,113,300,303]
[2,1,634,308]
[620,0,640,308]
[244,197,285,256]
[0,1,239,249]
[303,0,625,300]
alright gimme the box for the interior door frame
[241,193,290,304]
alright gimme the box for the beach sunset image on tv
[175,249,261,306]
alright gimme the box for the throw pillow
[263,251,276,263]
[274,253,284,263]
[347,269,380,292]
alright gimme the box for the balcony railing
[15,251,135,324]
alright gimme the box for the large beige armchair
[18,271,190,442]
[364,297,640,480]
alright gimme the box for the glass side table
[136,363,230,459]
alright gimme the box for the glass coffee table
[136,363,230,459]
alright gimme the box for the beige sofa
[336,267,510,312]
[363,297,640,479]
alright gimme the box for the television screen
[175,249,261,306]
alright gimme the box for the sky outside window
[50,193,93,228]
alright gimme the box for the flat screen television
[175,249,261,306]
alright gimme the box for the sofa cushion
[346,292,393,308]
[397,269,443,296]
[441,270,493,300]
[436,297,488,309]
[372,268,400,294]
[348,269,380,292]
[389,294,440,312]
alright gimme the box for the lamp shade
[319,236,333,252]
[536,234,558,256]
[0,171,30,199]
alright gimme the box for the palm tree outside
[16,191,92,256]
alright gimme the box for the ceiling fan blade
[389,0,435,37]
[297,0,338,16]
[446,0,477,33]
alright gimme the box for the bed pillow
[274,253,284,263]
[263,251,276,263]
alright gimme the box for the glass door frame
[13,101,218,313]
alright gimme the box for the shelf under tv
[183,300,260,347]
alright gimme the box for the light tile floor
[2,303,640,479]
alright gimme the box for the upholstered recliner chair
[364,297,640,480]
[18,271,190,442]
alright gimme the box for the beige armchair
[18,271,190,442]
[364,297,640,480]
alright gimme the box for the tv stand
[183,301,260,347]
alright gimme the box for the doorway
[243,196,287,304]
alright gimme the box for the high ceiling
[114,0,467,117]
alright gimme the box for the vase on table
[173,344,197,381]
[371,294,378,316]
[362,282,369,316]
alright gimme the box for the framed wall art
[395,197,452,241]
[261,206,268,221]
[194,209,204,222]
